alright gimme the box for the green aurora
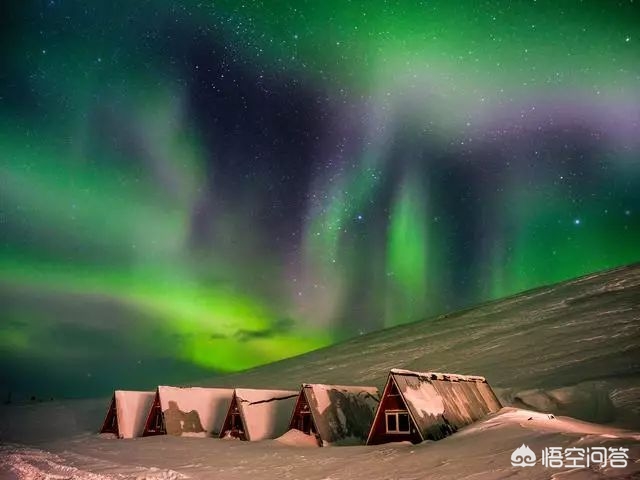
[0,0,638,397]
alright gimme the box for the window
[298,412,313,433]
[154,411,163,430]
[231,412,243,430]
[109,412,117,429]
[385,411,411,434]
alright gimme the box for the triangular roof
[367,369,501,443]
[154,386,233,436]
[231,388,298,441]
[101,390,154,439]
[298,384,380,445]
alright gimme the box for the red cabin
[367,369,502,445]
[287,384,380,446]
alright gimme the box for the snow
[275,428,320,447]
[0,264,639,478]
[302,384,380,445]
[114,391,155,439]
[0,407,638,479]
[0,398,103,445]
[389,369,487,383]
[234,388,297,405]
[400,380,445,417]
[155,386,233,437]
[304,384,379,416]
[464,407,640,440]
[233,388,298,441]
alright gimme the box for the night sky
[1,1,639,398]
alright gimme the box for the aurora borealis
[1,1,639,398]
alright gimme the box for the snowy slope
[0,263,639,479]
[210,263,640,429]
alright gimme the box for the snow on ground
[274,428,320,447]
[0,407,638,479]
[0,264,639,478]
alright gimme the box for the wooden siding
[367,378,421,445]
[99,394,119,436]
[142,392,166,436]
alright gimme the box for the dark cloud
[234,317,296,342]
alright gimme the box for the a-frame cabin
[101,393,119,437]
[99,390,155,439]
[219,388,298,441]
[143,389,166,436]
[143,386,233,437]
[289,387,317,438]
[288,384,380,446]
[367,369,502,445]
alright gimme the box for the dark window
[231,412,243,430]
[386,413,397,432]
[299,412,313,433]
[398,412,410,432]
[386,411,410,434]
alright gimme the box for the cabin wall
[288,390,321,445]
[289,392,316,433]
[367,385,421,445]
[288,391,306,431]
[143,395,166,436]
[219,396,247,440]
[100,396,119,436]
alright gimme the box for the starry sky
[1,0,639,398]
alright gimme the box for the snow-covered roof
[156,386,233,437]
[389,368,487,383]
[386,369,501,441]
[234,388,298,441]
[302,384,380,445]
[114,390,155,439]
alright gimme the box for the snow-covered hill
[1,263,639,479]
[208,262,640,429]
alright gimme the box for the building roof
[389,368,487,383]
[301,384,380,445]
[156,386,233,436]
[377,369,501,442]
[234,388,298,441]
[114,390,155,439]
